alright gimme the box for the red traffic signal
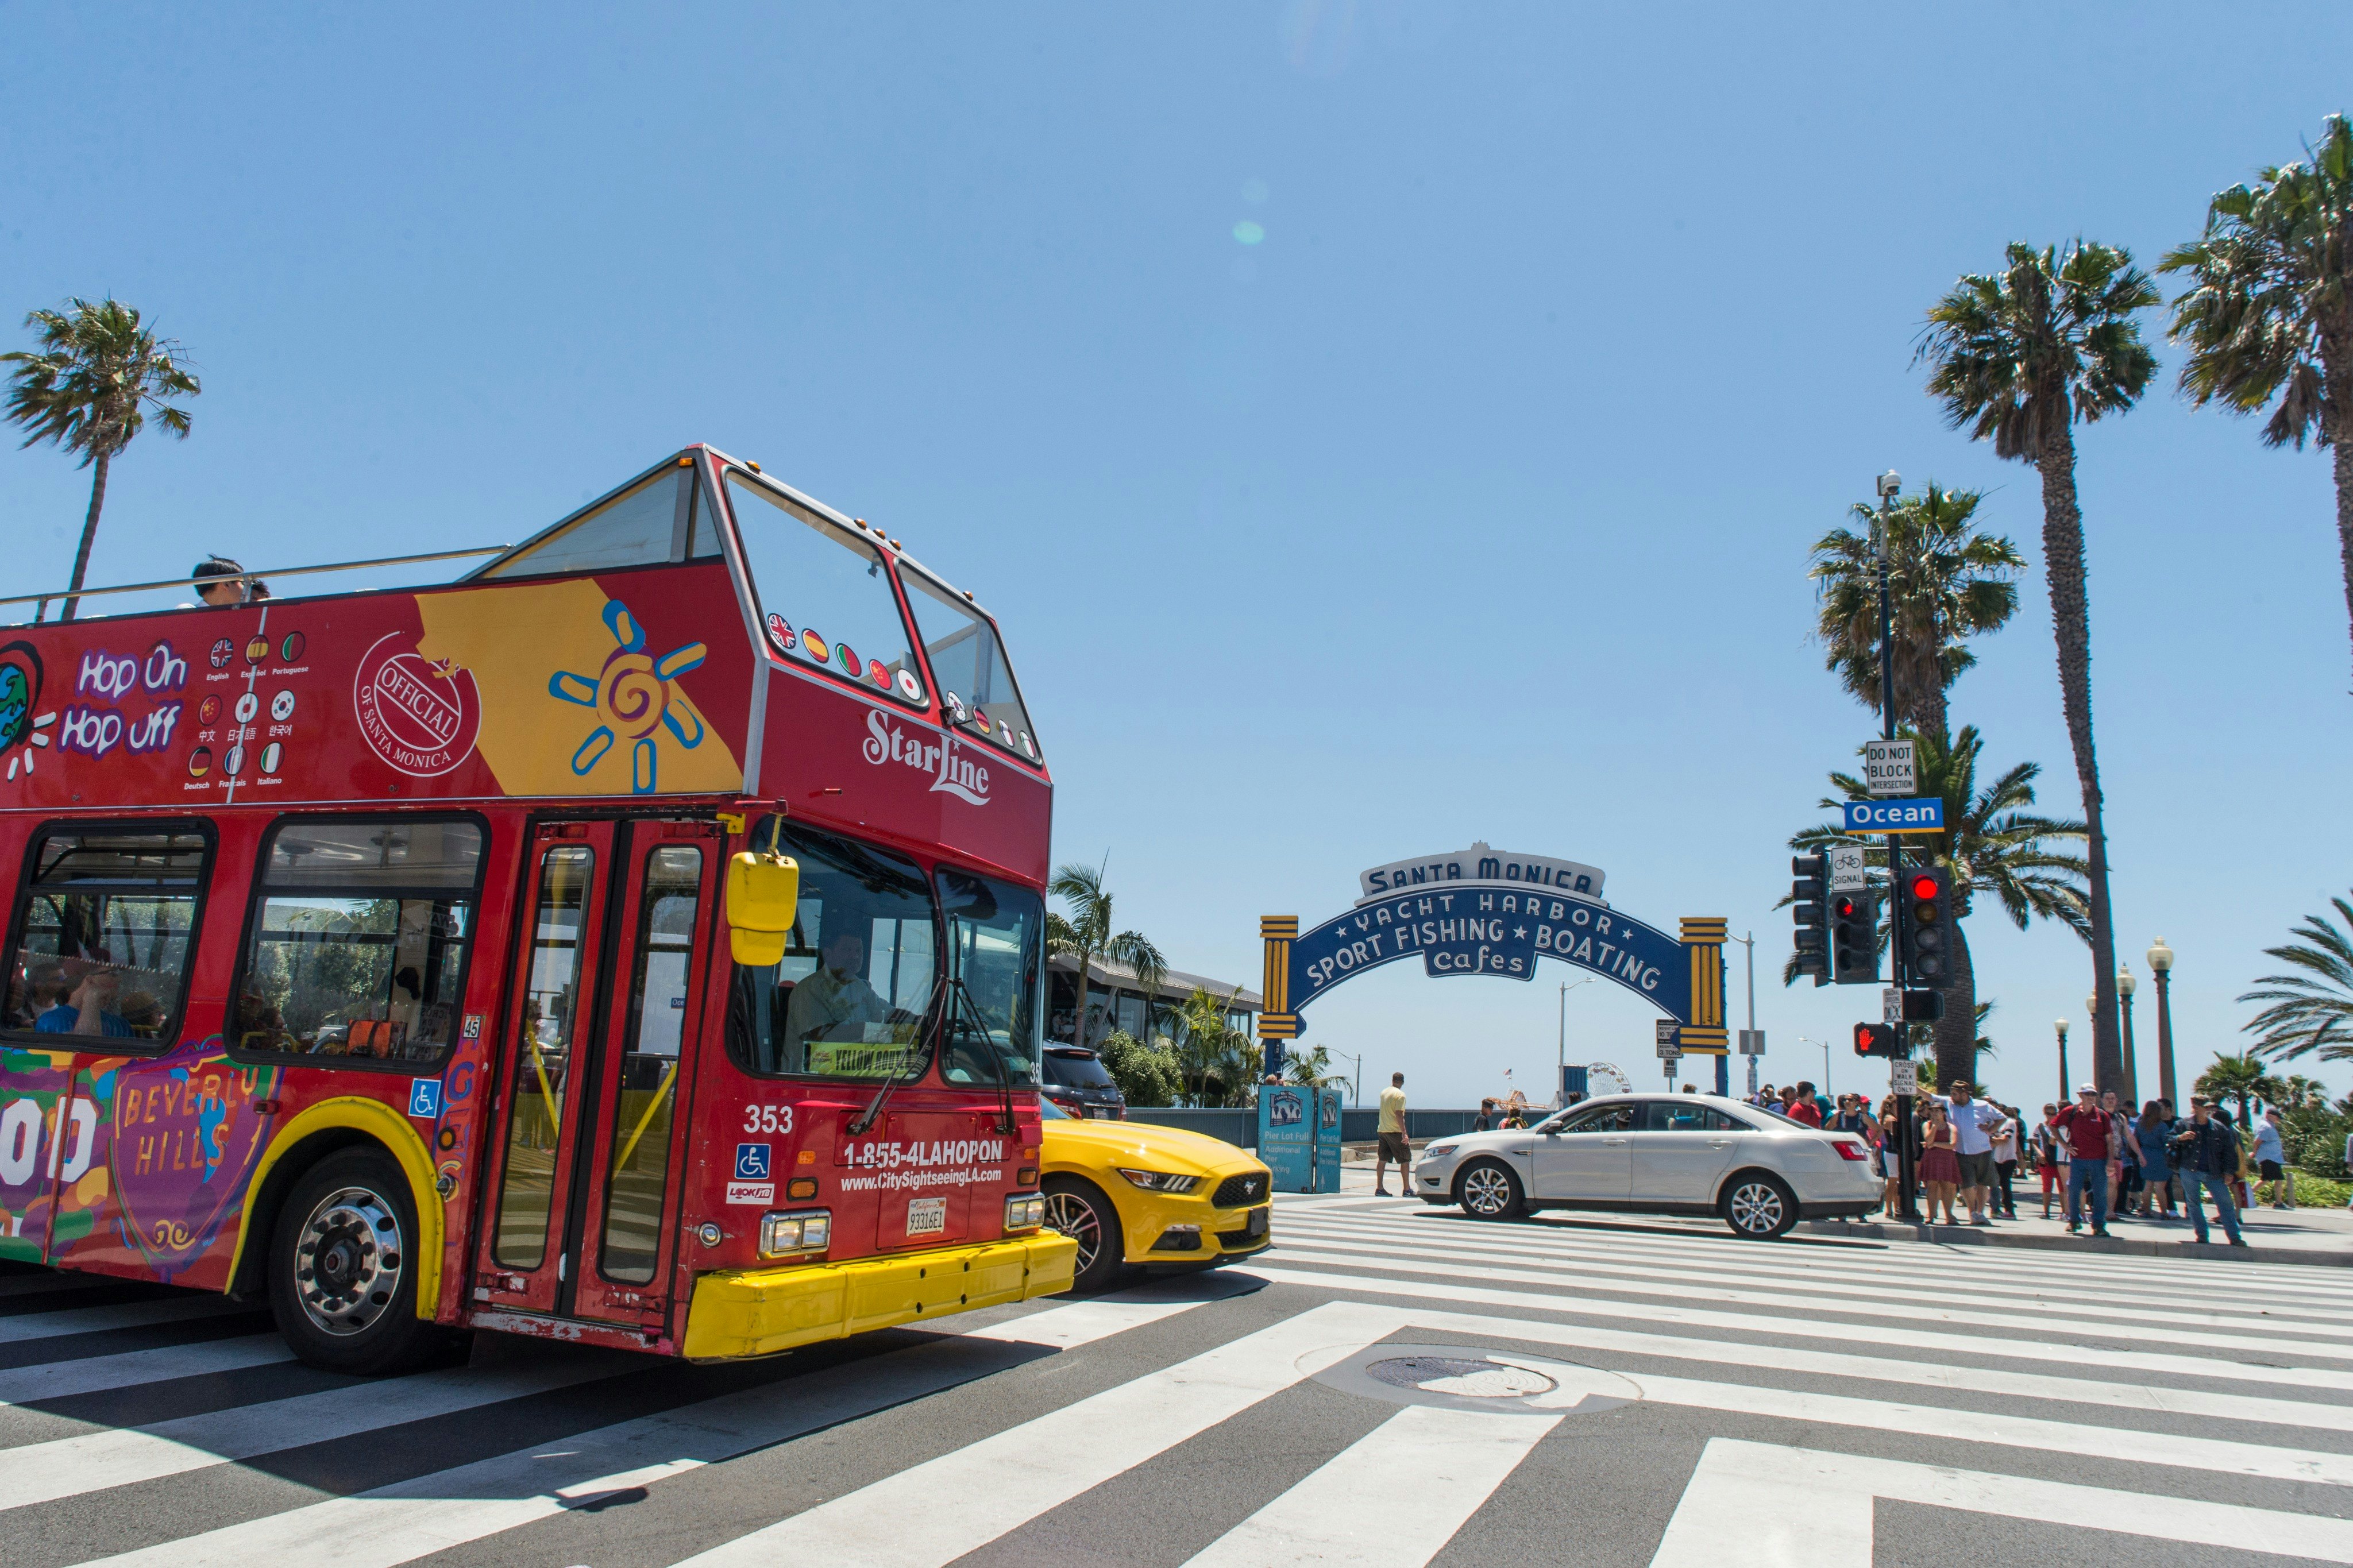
[1853,1022,1899,1057]
[1908,872,1939,903]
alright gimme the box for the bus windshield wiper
[846,1005,932,1136]
[949,976,1019,1137]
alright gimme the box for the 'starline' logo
[863,708,989,805]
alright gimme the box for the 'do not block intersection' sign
[1257,841,1727,1056]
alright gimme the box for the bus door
[474,819,720,1326]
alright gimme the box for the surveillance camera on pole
[1876,470,1901,498]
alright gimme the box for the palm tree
[2195,1051,2282,1129]
[2239,890,2353,1065]
[2,299,200,621]
[1170,988,1258,1106]
[1284,1042,1338,1088]
[1044,862,1164,1049]
[1920,241,2159,1094]
[1808,483,2024,743]
[2161,115,2353,685]
[1788,725,2090,1088]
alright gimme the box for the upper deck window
[4,827,210,1046]
[902,569,1040,764]
[724,473,925,706]
[477,466,722,580]
[231,818,483,1066]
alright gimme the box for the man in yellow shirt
[1375,1072,1410,1196]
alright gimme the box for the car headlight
[1004,1194,1047,1230]
[1114,1168,1203,1194]
[1422,1142,1458,1159]
[758,1209,832,1257]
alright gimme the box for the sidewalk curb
[1799,1218,2351,1268]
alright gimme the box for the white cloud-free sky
[5,3,2350,1109]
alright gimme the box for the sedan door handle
[1602,1138,1628,1146]
[1708,1139,1733,1148]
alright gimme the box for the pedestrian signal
[1899,865,1953,987]
[1853,1021,1899,1057]
[1791,854,1827,987]
[1830,890,1878,986]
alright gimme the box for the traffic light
[1830,890,1878,985]
[1899,864,1953,986]
[1853,1021,1899,1057]
[1790,855,1827,986]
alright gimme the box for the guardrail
[1120,1106,1492,1150]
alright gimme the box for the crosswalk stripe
[953,1293,1205,1347]
[1180,1403,1560,1568]
[1277,1214,2353,1326]
[1290,1203,2353,1299]
[1241,1264,2353,1391]
[68,1288,1218,1568]
[0,1296,247,1345]
[1649,1437,2353,1567]
[668,1301,1397,1568]
[0,1347,639,1511]
[0,1335,293,1407]
[1265,1244,2353,1361]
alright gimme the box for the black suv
[1042,1044,1127,1119]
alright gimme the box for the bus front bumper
[679,1231,1079,1361]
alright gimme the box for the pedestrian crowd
[1742,1075,2294,1248]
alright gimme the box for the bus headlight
[1005,1194,1047,1231]
[758,1210,832,1257]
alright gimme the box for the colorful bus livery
[0,446,1074,1373]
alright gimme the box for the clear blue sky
[6,4,2351,1109]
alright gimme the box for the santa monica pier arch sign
[1256,842,1730,1073]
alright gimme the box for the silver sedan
[1411,1093,1883,1239]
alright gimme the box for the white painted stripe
[70,1288,1225,1568]
[952,1293,1208,1348]
[0,1336,292,1408]
[1183,1403,1559,1568]
[1266,1244,2353,1361]
[1649,1438,2353,1567]
[1278,1214,2353,1327]
[1291,1296,2353,1434]
[1286,1203,2353,1297]
[0,1350,637,1511]
[669,1301,1395,1568]
[1240,1265,2353,1392]
[0,1296,242,1345]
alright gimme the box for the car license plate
[1089,1107,1113,1119]
[905,1197,946,1237]
[1245,1206,1268,1238]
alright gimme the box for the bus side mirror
[726,851,799,968]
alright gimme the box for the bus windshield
[725,473,926,705]
[901,568,1040,764]
[936,868,1042,1091]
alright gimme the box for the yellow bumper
[679,1231,1079,1361]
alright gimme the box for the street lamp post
[2147,937,2177,1107]
[2116,964,2139,1106]
[2054,1018,2070,1103]
[1797,1036,1830,1100]
[1556,977,1591,1106]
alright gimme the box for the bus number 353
[743,1104,794,1134]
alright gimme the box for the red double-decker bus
[0,446,1074,1372]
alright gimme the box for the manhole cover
[1365,1356,1557,1398]
[1309,1343,1640,1415]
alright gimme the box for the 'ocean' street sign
[1842,797,1943,834]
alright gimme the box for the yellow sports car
[1039,1100,1274,1290]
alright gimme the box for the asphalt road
[3,1193,2350,1566]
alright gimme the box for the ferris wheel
[1585,1062,1631,1096]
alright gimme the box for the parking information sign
[1864,739,1916,797]
[1655,1019,1681,1059]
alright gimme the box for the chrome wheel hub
[1462,1167,1511,1215]
[1729,1181,1784,1234]
[1042,1192,1100,1274]
[294,1184,404,1335]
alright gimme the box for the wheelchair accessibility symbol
[735,1143,772,1180]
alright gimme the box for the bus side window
[230,817,484,1065]
[3,824,212,1046]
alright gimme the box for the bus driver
[785,929,887,1069]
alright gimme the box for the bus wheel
[270,1148,464,1374]
[1041,1176,1126,1293]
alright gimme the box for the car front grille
[1212,1173,1268,1208]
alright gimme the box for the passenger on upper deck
[190,556,248,607]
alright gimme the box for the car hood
[1042,1118,1263,1176]
[1425,1131,1535,1153]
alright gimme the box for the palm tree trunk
[2033,424,2124,1092]
[1933,913,1977,1089]
[60,449,111,623]
[2334,402,2353,694]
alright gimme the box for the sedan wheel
[1457,1160,1525,1221]
[1042,1176,1127,1292]
[1723,1173,1796,1239]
